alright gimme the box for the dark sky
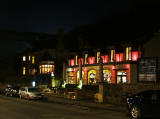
[0,0,160,59]
[0,0,133,34]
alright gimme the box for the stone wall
[103,83,160,105]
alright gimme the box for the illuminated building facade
[64,45,142,85]
[19,49,56,87]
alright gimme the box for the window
[116,70,127,84]
[78,58,84,65]
[23,67,25,75]
[97,52,100,63]
[75,56,78,65]
[88,57,95,64]
[39,64,54,74]
[115,53,124,62]
[132,51,139,61]
[23,56,26,61]
[28,56,31,61]
[103,70,111,83]
[85,54,88,64]
[126,47,132,60]
[70,59,75,66]
[32,56,35,64]
[111,49,115,62]
[101,55,109,63]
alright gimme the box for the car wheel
[130,106,141,119]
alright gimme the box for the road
[0,95,129,119]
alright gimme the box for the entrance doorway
[88,70,96,84]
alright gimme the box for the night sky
[0,0,133,34]
[0,0,160,59]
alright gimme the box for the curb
[46,96,126,112]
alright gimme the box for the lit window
[115,53,124,62]
[78,58,84,65]
[97,52,100,63]
[126,47,131,60]
[23,67,25,75]
[28,56,31,61]
[111,49,115,62]
[32,56,35,64]
[39,64,54,74]
[88,57,95,64]
[85,54,88,64]
[132,51,139,61]
[101,55,109,63]
[75,56,78,65]
[119,53,124,62]
[23,56,26,61]
[70,59,75,66]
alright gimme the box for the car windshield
[28,88,40,92]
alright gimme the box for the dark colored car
[4,86,20,97]
[126,90,160,119]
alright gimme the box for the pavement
[45,93,126,113]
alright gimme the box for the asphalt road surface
[0,96,129,119]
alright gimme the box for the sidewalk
[45,94,126,112]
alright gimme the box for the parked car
[19,87,44,100]
[126,90,160,119]
[4,86,20,97]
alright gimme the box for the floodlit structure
[65,45,141,85]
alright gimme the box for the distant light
[77,80,82,89]
[67,68,73,72]
[23,56,26,61]
[29,56,31,61]
[62,81,66,88]
[51,72,54,77]
[32,81,36,87]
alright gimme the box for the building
[63,28,160,87]
[64,43,142,86]
[19,49,55,87]
[18,28,68,88]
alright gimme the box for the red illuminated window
[101,55,109,63]
[115,53,124,62]
[119,53,124,62]
[115,54,120,62]
[70,59,75,66]
[78,58,84,65]
[88,57,95,64]
[132,51,139,61]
